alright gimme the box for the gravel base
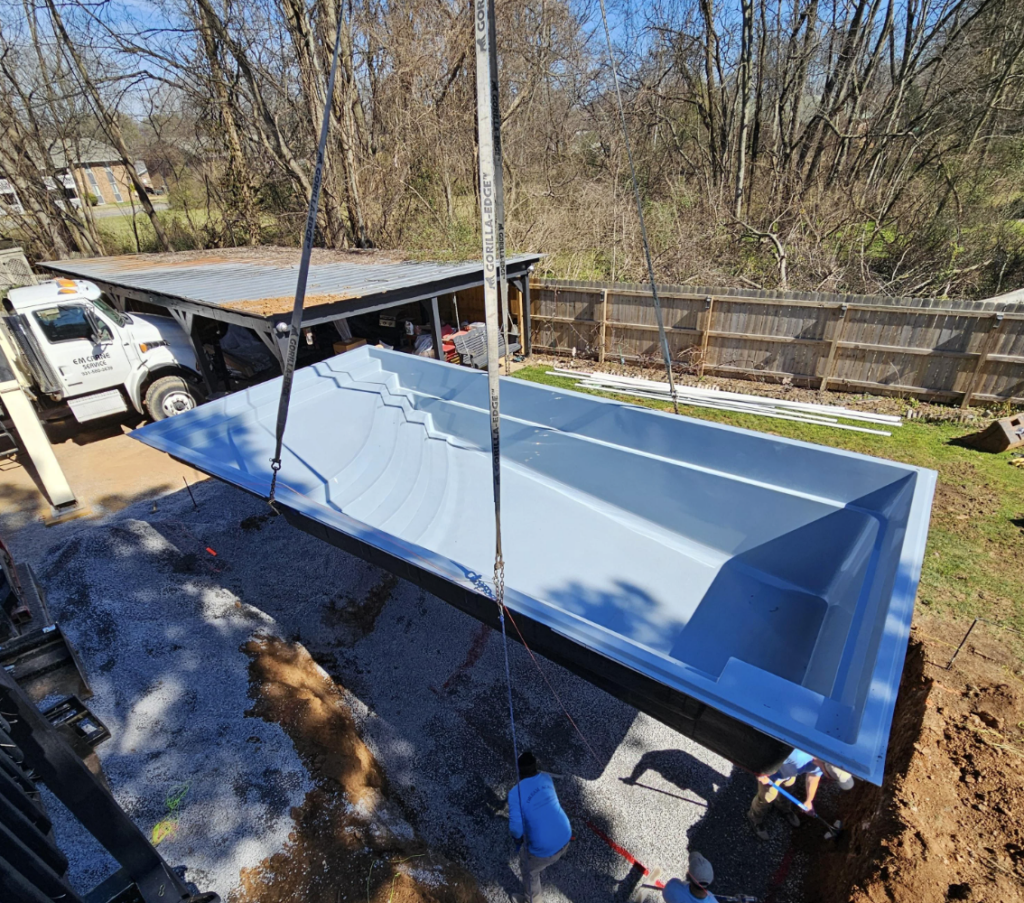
[26,478,812,901]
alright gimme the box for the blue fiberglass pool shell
[133,346,935,784]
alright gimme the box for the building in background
[48,139,155,206]
[0,179,24,215]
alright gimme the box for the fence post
[698,296,715,378]
[820,304,848,392]
[961,313,1004,409]
[599,289,609,363]
[522,278,532,356]
[550,287,559,356]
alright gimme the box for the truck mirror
[85,309,112,345]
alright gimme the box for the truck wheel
[145,376,204,421]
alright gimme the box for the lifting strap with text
[474,0,532,892]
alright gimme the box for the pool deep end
[134,347,936,783]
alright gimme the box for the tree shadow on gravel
[30,478,798,903]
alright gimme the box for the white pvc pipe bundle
[548,369,900,436]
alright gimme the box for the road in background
[90,201,170,219]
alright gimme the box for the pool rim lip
[132,346,937,784]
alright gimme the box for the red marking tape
[206,547,217,556]
[763,843,795,903]
[442,622,492,689]
[583,818,662,885]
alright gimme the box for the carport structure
[40,248,540,394]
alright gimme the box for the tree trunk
[697,0,724,183]
[0,131,72,258]
[316,0,372,246]
[19,0,104,254]
[0,59,97,257]
[279,0,351,247]
[191,0,314,206]
[734,0,753,219]
[196,6,261,245]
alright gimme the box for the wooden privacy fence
[528,278,1024,406]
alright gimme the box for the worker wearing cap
[660,851,716,902]
[747,749,854,840]
[508,750,571,903]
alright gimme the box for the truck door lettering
[72,352,111,366]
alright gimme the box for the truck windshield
[93,294,132,327]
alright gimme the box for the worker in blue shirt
[747,749,853,840]
[508,750,571,903]
[659,851,717,902]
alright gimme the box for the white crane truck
[1,276,205,423]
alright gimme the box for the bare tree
[0,0,1020,298]
[40,0,171,250]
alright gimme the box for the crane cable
[268,5,347,505]
[474,0,533,896]
[596,0,679,413]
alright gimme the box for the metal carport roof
[39,248,541,329]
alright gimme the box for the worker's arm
[803,773,821,811]
[508,787,524,842]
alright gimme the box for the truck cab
[1,278,204,422]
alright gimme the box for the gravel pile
[30,477,811,901]
[35,481,312,896]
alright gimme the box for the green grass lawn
[95,207,215,254]
[512,365,1024,636]
[94,208,285,254]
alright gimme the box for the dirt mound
[231,635,484,903]
[804,620,1024,903]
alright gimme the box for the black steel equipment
[0,667,218,903]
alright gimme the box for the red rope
[501,604,605,768]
